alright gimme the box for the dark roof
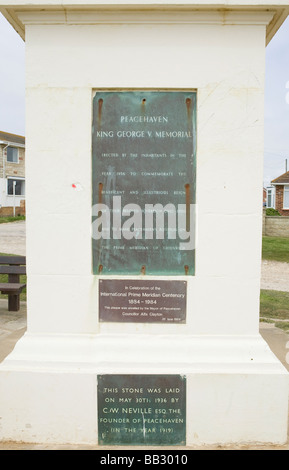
[0,131,25,146]
[271,171,289,185]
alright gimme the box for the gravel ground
[261,260,289,292]
[0,220,26,256]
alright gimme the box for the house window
[6,147,19,163]
[267,188,275,208]
[284,186,289,209]
[7,179,25,196]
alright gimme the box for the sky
[0,12,289,187]
[0,15,25,137]
[264,16,289,186]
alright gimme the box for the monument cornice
[15,9,276,26]
[0,1,288,44]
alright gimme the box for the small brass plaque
[99,279,186,323]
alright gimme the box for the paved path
[0,220,26,256]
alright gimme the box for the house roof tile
[271,171,289,184]
[0,131,25,146]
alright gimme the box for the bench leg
[8,294,20,312]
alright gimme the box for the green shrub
[266,208,281,216]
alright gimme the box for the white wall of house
[0,178,5,207]
[0,177,25,208]
[0,142,25,209]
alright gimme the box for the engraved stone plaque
[99,279,187,323]
[92,91,196,275]
[98,375,186,446]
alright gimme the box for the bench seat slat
[0,283,26,293]
[0,256,26,266]
[0,266,26,275]
[0,256,26,311]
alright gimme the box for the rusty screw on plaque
[141,265,146,275]
[98,98,103,125]
[98,264,103,274]
[98,182,103,202]
[184,265,189,275]
[186,97,192,124]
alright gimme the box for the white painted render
[22,12,271,337]
[0,5,288,446]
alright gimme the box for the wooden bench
[0,256,26,311]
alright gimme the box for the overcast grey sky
[0,15,25,137]
[264,16,289,186]
[0,13,289,187]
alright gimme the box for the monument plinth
[0,1,288,446]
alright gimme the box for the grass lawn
[262,236,289,263]
[0,215,25,224]
[260,289,289,333]
[0,252,26,301]
[261,237,289,332]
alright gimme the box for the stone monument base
[0,332,288,446]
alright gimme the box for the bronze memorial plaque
[92,91,197,276]
[97,374,186,446]
[99,279,186,323]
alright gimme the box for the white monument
[0,1,288,447]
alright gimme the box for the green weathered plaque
[98,374,186,446]
[92,91,196,275]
